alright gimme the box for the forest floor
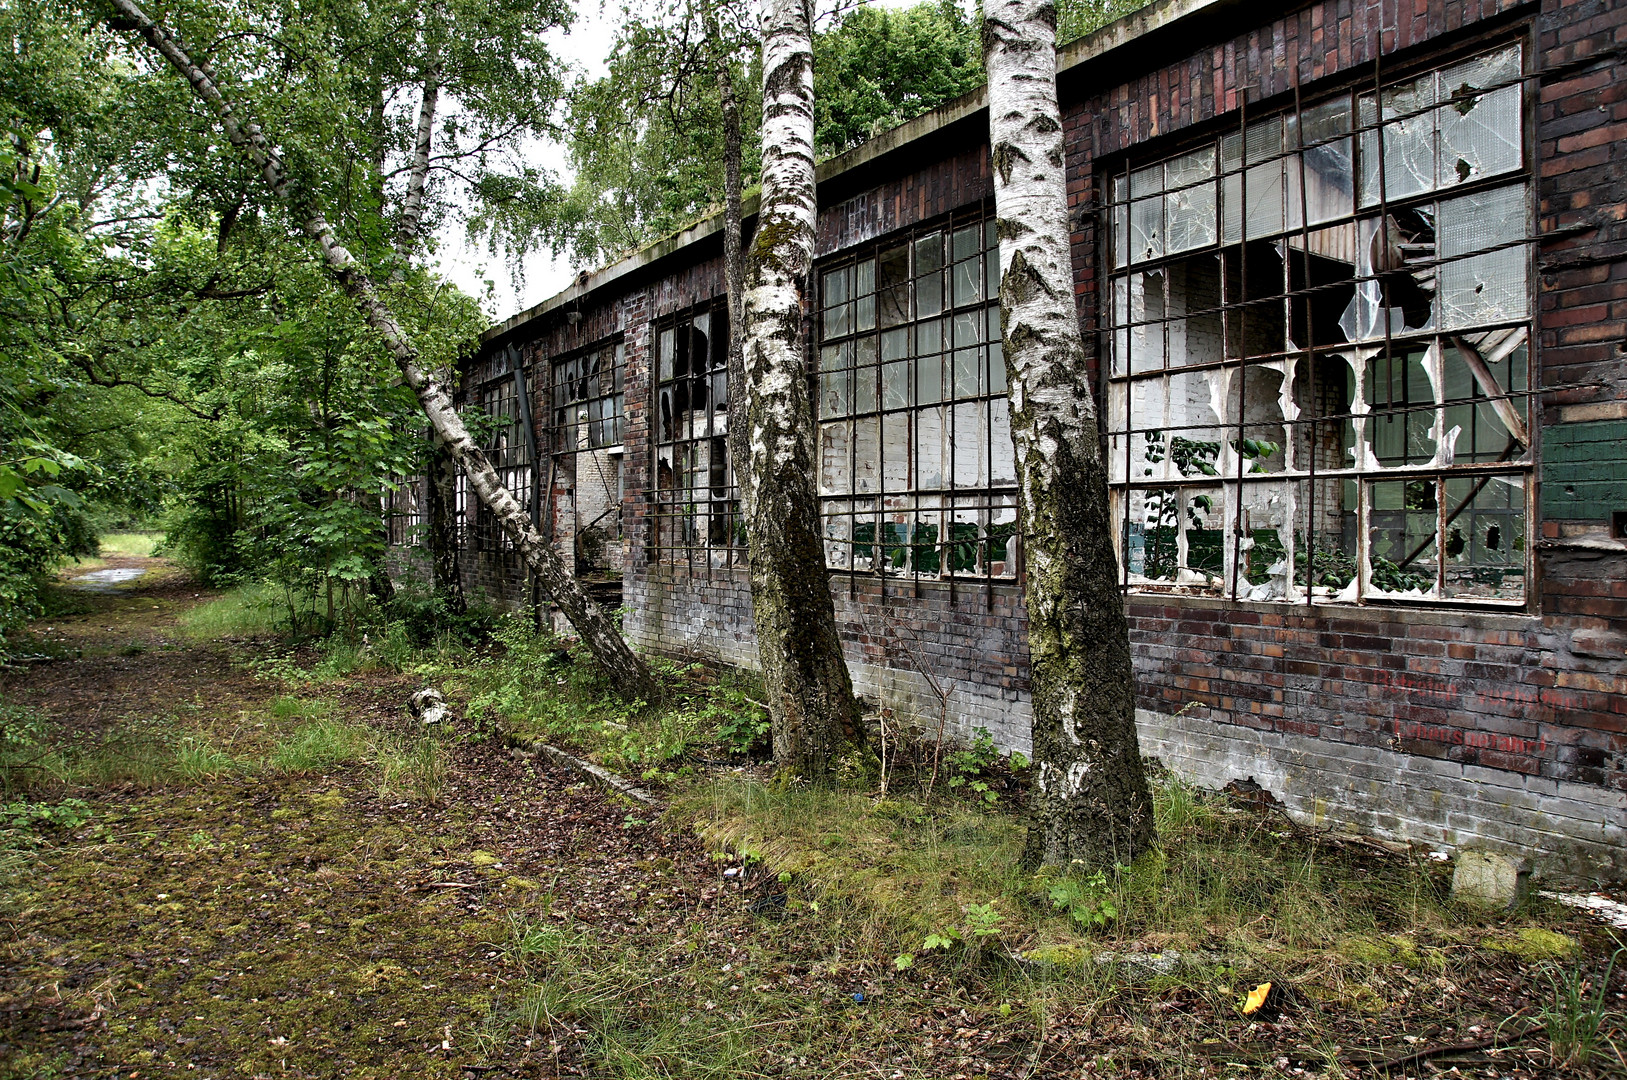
[0,556,1622,1079]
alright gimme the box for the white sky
[430,4,620,319]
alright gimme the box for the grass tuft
[269,718,374,772]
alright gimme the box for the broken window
[651,301,738,572]
[550,340,626,575]
[466,366,536,554]
[1105,44,1532,607]
[817,211,1018,584]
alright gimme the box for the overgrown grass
[462,615,768,775]
[674,772,1577,986]
[98,531,162,558]
[178,583,284,640]
[378,730,448,802]
[269,717,375,772]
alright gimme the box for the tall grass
[269,718,375,772]
[177,583,283,640]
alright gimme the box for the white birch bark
[983,0,1155,867]
[393,65,440,271]
[108,0,659,702]
[742,0,870,779]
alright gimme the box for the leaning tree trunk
[983,0,1155,868]
[742,0,871,781]
[110,0,660,703]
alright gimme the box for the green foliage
[812,1,985,156]
[944,726,1003,804]
[1046,871,1120,931]
[269,718,375,772]
[1,797,91,848]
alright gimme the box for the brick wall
[435,0,1627,882]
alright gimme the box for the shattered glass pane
[854,361,878,415]
[986,501,1018,577]
[823,499,851,569]
[1130,197,1163,262]
[953,257,982,307]
[1165,147,1217,253]
[1437,184,1528,330]
[1367,478,1439,599]
[821,369,851,417]
[882,360,910,411]
[1359,75,1439,206]
[1237,480,1296,601]
[1439,46,1522,187]
[881,412,909,491]
[1441,474,1525,602]
[990,399,1016,486]
[819,421,850,495]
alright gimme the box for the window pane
[1367,479,1439,598]
[1440,474,1524,601]
[819,421,851,495]
[1438,46,1522,187]
[1437,184,1528,330]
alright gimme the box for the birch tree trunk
[982,0,1155,868]
[743,0,871,780]
[110,0,659,703]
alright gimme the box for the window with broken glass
[1104,44,1532,606]
[551,341,626,574]
[467,374,534,553]
[817,212,1019,584]
[385,473,424,546]
[651,301,739,570]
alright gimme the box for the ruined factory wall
[440,0,1627,880]
[1067,0,1626,880]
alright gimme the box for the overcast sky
[431,0,933,322]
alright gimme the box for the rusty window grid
[650,298,739,575]
[383,470,425,547]
[814,207,1022,600]
[548,339,628,575]
[467,373,535,554]
[1102,42,1534,608]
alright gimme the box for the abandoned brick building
[389,0,1627,879]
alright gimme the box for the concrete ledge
[1136,707,1627,884]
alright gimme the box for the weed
[269,719,374,772]
[1537,949,1624,1070]
[945,726,1003,804]
[1046,870,1120,931]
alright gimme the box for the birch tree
[982,0,1155,868]
[741,0,871,780]
[106,0,661,703]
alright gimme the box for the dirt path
[0,560,731,1079]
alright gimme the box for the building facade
[396,0,1627,880]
